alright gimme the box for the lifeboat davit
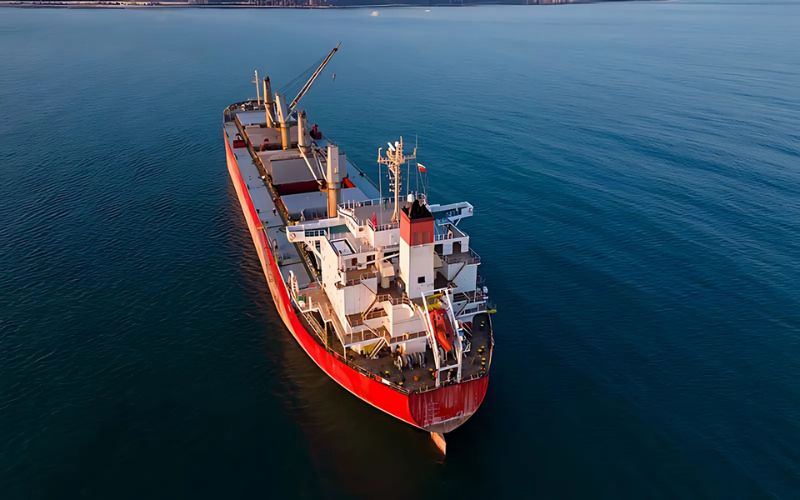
[429,309,455,352]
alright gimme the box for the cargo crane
[288,42,340,112]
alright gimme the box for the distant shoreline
[0,0,642,9]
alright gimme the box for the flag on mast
[417,163,427,173]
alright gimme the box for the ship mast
[377,136,416,223]
[252,69,261,106]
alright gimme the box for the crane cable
[277,54,327,101]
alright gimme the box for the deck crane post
[263,76,274,127]
[275,94,290,150]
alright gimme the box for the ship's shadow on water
[224,184,496,496]
[228,197,453,497]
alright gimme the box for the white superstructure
[287,138,489,387]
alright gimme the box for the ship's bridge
[336,197,403,249]
[338,197,398,231]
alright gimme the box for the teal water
[2,2,800,498]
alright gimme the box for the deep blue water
[2,2,800,498]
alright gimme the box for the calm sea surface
[1,2,799,498]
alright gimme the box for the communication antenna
[377,136,416,223]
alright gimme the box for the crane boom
[288,43,340,112]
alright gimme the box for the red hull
[225,133,488,433]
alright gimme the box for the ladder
[369,336,388,359]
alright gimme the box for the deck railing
[374,293,412,307]
[343,270,378,287]
[453,288,486,304]
[302,307,488,397]
[441,248,481,266]
[339,197,393,211]
[367,219,398,232]
[343,328,383,345]
[363,308,387,320]
[434,223,466,241]
[388,330,427,344]
[338,198,398,232]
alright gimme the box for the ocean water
[1,2,799,498]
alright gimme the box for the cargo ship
[222,46,494,453]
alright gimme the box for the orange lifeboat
[429,309,455,353]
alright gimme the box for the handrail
[441,248,481,265]
[452,288,486,303]
[343,270,378,287]
[364,308,387,320]
[457,300,487,317]
[368,218,398,232]
[343,328,382,345]
[387,330,427,344]
[371,293,412,307]
[393,296,412,306]
[339,197,393,210]
[337,198,399,232]
[434,223,466,241]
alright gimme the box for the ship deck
[346,316,492,393]
[225,120,313,287]
[296,280,491,393]
[225,105,491,396]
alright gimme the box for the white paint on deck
[236,111,268,125]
